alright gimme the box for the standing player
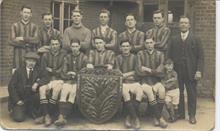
[118,14,145,54]
[63,9,91,54]
[38,12,62,53]
[146,10,171,53]
[92,9,117,51]
[9,5,39,70]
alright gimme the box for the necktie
[26,68,33,87]
[29,68,33,82]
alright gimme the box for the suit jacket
[8,65,49,109]
[167,31,204,80]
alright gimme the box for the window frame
[51,0,77,34]
[167,0,186,22]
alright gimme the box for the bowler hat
[24,52,40,60]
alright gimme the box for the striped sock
[40,99,48,116]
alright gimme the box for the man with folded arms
[87,36,115,70]
[136,38,168,128]
[146,10,171,53]
[37,12,62,54]
[118,14,144,54]
[92,9,117,51]
[115,40,143,129]
[10,5,38,71]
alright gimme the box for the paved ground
[0,97,215,131]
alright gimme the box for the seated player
[87,36,115,70]
[54,39,88,127]
[136,38,168,128]
[115,40,143,129]
[8,52,49,122]
[36,36,66,126]
[162,59,179,122]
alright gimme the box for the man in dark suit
[8,52,49,122]
[167,16,204,124]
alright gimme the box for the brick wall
[0,0,51,86]
[193,0,215,97]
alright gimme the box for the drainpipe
[137,0,144,23]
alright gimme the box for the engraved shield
[77,66,122,123]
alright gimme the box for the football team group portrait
[0,0,215,130]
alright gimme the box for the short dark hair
[72,9,83,15]
[179,15,191,22]
[164,59,174,65]
[153,10,164,17]
[100,9,110,17]
[70,39,80,45]
[126,13,136,20]
[145,37,155,42]
[119,39,131,46]
[21,5,32,12]
[93,36,105,42]
[41,12,53,19]
[50,36,62,45]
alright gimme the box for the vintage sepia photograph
[0,0,216,130]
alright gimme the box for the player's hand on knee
[17,100,24,105]
[46,67,53,72]
[194,71,202,80]
[106,64,113,70]
[87,64,94,69]
[67,71,76,76]
[32,83,39,92]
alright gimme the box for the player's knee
[39,85,47,94]
[53,86,62,95]
[135,89,144,101]
[165,100,171,106]
[69,89,76,97]
[160,86,166,93]
[122,92,130,102]
[143,87,153,96]
[157,85,165,96]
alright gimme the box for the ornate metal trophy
[77,66,122,123]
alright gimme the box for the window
[143,0,159,22]
[52,1,77,33]
[143,4,158,22]
[168,0,185,22]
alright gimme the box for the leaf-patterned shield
[77,67,122,123]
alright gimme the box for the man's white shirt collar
[127,28,136,34]
[21,19,30,25]
[147,50,154,54]
[100,25,109,33]
[181,30,189,40]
